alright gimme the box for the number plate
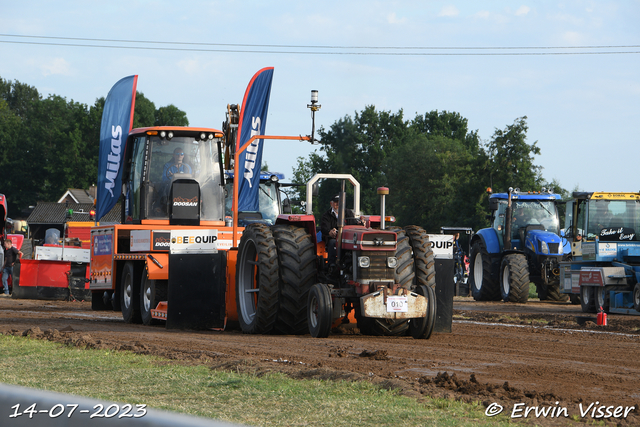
[386,296,408,312]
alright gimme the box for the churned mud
[1,297,639,426]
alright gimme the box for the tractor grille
[539,241,560,254]
[358,251,394,283]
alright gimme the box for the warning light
[89,209,96,221]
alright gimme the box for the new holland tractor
[235,174,438,338]
[469,188,569,303]
[560,192,640,314]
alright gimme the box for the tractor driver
[163,147,192,181]
[321,194,356,268]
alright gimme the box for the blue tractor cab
[224,171,289,226]
[469,188,570,303]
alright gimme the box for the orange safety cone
[597,306,607,326]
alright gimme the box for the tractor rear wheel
[272,225,318,335]
[308,283,332,338]
[404,225,436,291]
[236,224,281,334]
[470,241,500,301]
[121,262,142,324]
[580,286,596,313]
[409,285,436,339]
[499,254,530,303]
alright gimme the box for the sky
[1,1,639,194]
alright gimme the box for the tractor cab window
[512,200,560,236]
[586,199,640,240]
[224,180,280,225]
[142,135,224,221]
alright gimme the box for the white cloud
[438,5,459,17]
[561,31,584,44]
[515,5,530,16]
[475,10,491,19]
[177,58,200,75]
[387,12,406,24]
[40,58,71,76]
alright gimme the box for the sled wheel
[121,262,142,324]
[140,272,168,326]
[580,286,596,313]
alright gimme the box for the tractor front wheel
[236,224,281,334]
[499,254,530,303]
[307,283,333,338]
[409,284,436,339]
[633,284,640,312]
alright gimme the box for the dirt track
[1,296,639,425]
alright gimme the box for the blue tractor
[469,188,570,303]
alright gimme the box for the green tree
[485,116,542,193]
[155,104,189,126]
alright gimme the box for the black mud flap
[434,258,454,333]
[166,252,226,330]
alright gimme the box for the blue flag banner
[96,75,138,221]
[236,67,274,212]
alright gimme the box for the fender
[473,228,501,255]
[275,214,318,245]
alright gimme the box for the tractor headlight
[387,257,398,268]
[358,256,370,268]
[540,241,549,255]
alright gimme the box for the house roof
[26,202,120,224]
[57,188,95,204]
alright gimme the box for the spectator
[2,239,22,296]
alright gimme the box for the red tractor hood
[340,227,397,251]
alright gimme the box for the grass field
[0,334,513,426]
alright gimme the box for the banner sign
[236,67,274,212]
[96,75,138,221]
[170,229,218,254]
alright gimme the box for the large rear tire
[308,283,332,338]
[470,241,500,301]
[409,285,436,339]
[499,254,530,303]
[121,262,142,324]
[272,225,318,335]
[236,224,281,334]
[580,286,596,313]
[404,225,436,291]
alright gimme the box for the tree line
[0,77,188,216]
[290,107,567,233]
[1,76,566,233]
